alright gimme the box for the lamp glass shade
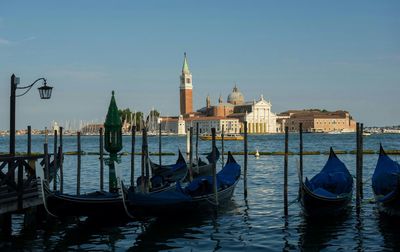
[38,85,53,99]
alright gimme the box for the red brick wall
[180,89,192,115]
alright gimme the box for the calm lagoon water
[1,133,400,251]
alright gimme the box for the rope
[39,178,58,218]
[206,197,219,206]
[115,166,135,219]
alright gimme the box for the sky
[0,1,399,130]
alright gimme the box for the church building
[160,53,277,134]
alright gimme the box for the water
[1,133,400,251]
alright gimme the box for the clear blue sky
[0,1,399,130]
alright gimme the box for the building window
[186,78,190,83]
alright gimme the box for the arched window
[186,78,190,83]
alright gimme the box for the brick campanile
[179,52,193,116]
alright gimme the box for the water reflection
[377,213,400,249]
[131,215,212,251]
[51,217,129,250]
[297,213,348,250]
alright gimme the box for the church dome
[227,85,244,105]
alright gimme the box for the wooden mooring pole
[141,128,145,192]
[99,128,104,191]
[299,123,303,190]
[159,123,162,167]
[211,128,218,205]
[189,127,194,181]
[284,126,289,216]
[221,125,225,165]
[59,127,63,193]
[360,123,364,199]
[77,131,81,195]
[195,123,199,165]
[44,131,49,182]
[244,122,248,198]
[27,125,31,155]
[356,122,364,206]
[53,130,58,191]
[131,125,136,187]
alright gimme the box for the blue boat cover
[185,152,241,196]
[372,145,400,197]
[305,148,353,198]
[129,152,241,207]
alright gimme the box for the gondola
[150,147,220,179]
[300,148,353,216]
[372,145,400,216]
[41,149,187,218]
[149,149,188,183]
[122,151,240,217]
[191,146,220,178]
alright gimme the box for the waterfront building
[278,109,356,133]
[159,115,186,135]
[185,117,240,134]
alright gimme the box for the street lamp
[9,74,53,155]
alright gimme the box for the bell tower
[179,52,193,116]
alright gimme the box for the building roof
[182,52,190,74]
[227,85,245,105]
[184,116,239,122]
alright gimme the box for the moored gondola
[372,144,400,216]
[300,148,353,216]
[149,149,188,183]
[150,147,220,180]
[122,151,240,217]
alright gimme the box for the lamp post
[9,74,53,156]
[104,91,122,193]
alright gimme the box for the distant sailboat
[255,149,260,158]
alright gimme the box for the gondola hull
[44,185,125,218]
[374,177,400,216]
[127,180,238,217]
[301,183,352,216]
[372,145,400,216]
[125,151,240,217]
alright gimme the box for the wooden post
[44,142,49,182]
[144,129,150,193]
[211,128,218,205]
[53,130,58,191]
[189,127,193,181]
[244,122,248,198]
[356,122,360,206]
[221,125,225,166]
[17,160,23,210]
[159,123,162,167]
[186,129,190,160]
[59,127,64,193]
[27,125,31,155]
[131,125,136,187]
[141,128,145,192]
[77,131,81,195]
[284,126,289,216]
[360,123,364,199]
[99,128,104,191]
[195,122,199,165]
[299,123,303,187]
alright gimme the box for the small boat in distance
[254,149,260,158]
[200,133,244,141]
